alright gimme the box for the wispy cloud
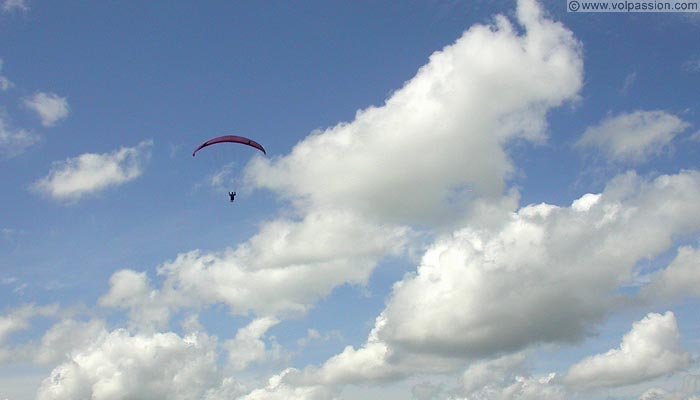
[576,110,690,164]
[0,115,39,159]
[0,304,59,362]
[682,57,700,72]
[23,92,70,127]
[620,71,637,95]
[0,59,13,91]
[690,130,700,142]
[1,0,29,13]
[32,140,153,203]
[207,162,238,190]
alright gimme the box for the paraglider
[192,135,266,157]
[193,134,266,203]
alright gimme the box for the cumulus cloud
[239,368,338,400]
[374,171,700,362]
[24,92,70,127]
[297,337,407,385]
[245,0,582,226]
[460,352,530,395]
[32,140,153,202]
[576,110,690,164]
[101,209,407,325]
[34,319,107,366]
[458,357,565,400]
[37,330,219,400]
[97,0,582,337]
[642,246,700,301]
[224,317,281,372]
[564,312,690,388]
[0,115,39,158]
[43,1,690,398]
[98,269,173,331]
[289,170,700,391]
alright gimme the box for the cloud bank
[279,170,700,394]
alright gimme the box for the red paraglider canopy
[192,135,266,157]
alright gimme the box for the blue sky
[2,1,700,399]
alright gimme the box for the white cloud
[459,371,565,400]
[224,317,281,372]
[0,304,59,363]
[98,269,173,331]
[288,170,700,392]
[460,352,530,395]
[642,246,700,301]
[34,319,107,366]
[564,312,690,389]
[0,304,58,344]
[99,0,582,336]
[32,140,153,202]
[202,378,249,400]
[297,338,406,385]
[37,330,220,400]
[121,4,589,385]
[244,0,582,226]
[1,0,28,13]
[374,171,700,362]
[239,368,338,400]
[99,209,407,327]
[0,115,39,158]
[43,1,689,398]
[24,92,70,127]
[576,110,690,164]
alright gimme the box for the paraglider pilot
[229,191,236,202]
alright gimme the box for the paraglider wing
[192,135,267,157]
